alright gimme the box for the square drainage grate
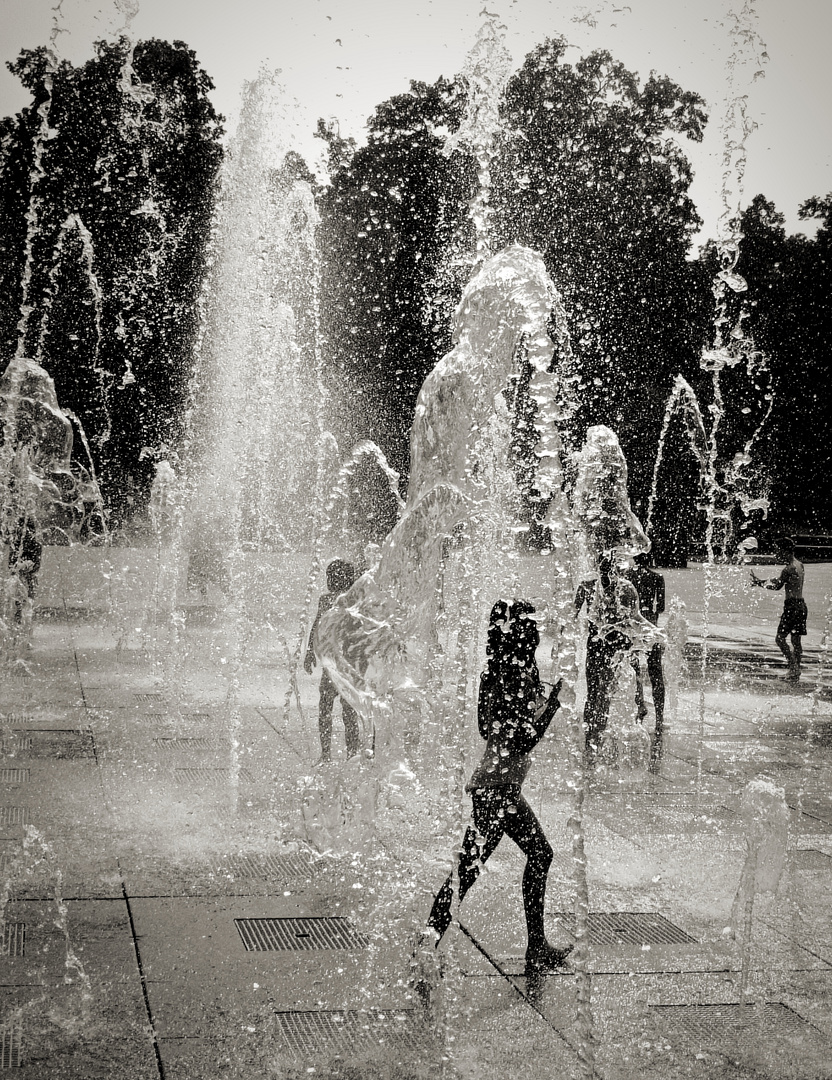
[792,848,832,870]
[0,808,29,827]
[1,924,25,958]
[135,693,164,704]
[15,730,95,760]
[0,1018,22,1068]
[0,771,28,785]
[653,1002,810,1039]
[219,854,313,880]
[274,1010,432,1056]
[551,912,697,946]
[173,767,255,784]
[154,737,219,753]
[0,848,21,873]
[0,740,30,756]
[235,917,368,951]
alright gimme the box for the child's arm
[303,595,327,672]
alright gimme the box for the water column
[0,8,63,653]
[189,69,323,800]
[443,11,514,265]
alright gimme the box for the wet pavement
[0,553,830,1078]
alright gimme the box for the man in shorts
[750,537,808,681]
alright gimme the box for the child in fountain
[750,537,808,681]
[575,554,641,758]
[628,551,666,747]
[304,559,360,762]
[414,600,571,986]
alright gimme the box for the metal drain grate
[173,768,255,784]
[219,854,313,880]
[12,730,95,760]
[274,1010,432,1056]
[0,740,30,756]
[154,737,220,752]
[0,1018,22,1068]
[1,924,25,958]
[0,771,28,785]
[0,716,33,726]
[0,808,29,827]
[792,848,832,870]
[653,1002,810,1038]
[235,917,368,951]
[135,693,164,704]
[0,848,21,873]
[551,912,697,946]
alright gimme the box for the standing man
[628,552,666,745]
[575,555,641,759]
[750,537,808,682]
[305,559,360,762]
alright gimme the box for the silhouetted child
[415,599,571,993]
[304,559,359,762]
[627,551,666,740]
[750,537,808,681]
[575,555,640,758]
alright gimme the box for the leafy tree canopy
[0,38,223,527]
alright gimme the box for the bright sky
[1,0,830,246]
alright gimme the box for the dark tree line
[701,194,832,533]
[0,32,828,542]
[0,38,222,526]
[318,37,831,542]
[317,39,715,542]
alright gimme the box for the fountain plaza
[0,543,828,1080]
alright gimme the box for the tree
[317,78,474,476]
[715,193,832,531]
[0,38,223,525]
[492,39,713,505]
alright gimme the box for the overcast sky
[1,0,830,246]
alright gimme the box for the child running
[417,599,572,975]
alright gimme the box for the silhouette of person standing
[575,556,641,758]
[628,552,666,743]
[305,560,360,761]
[750,537,808,681]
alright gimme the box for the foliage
[704,193,832,532]
[317,78,474,476]
[319,41,714,535]
[0,38,223,525]
[492,38,713,504]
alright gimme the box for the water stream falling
[442,10,514,263]
[181,67,329,801]
[2,3,828,1075]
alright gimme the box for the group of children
[305,538,808,987]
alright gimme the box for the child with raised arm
[750,537,808,681]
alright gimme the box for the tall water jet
[316,244,559,745]
[0,359,102,662]
[443,10,514,262]
[190,67,324,636]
